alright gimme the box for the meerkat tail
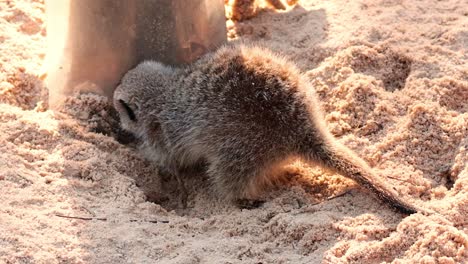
[309,141,420,214]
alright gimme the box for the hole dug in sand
[347,45,412,92]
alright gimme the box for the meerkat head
[113,61,175,136]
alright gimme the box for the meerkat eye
[118,99,137,122]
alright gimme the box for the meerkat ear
[118,99,137,122]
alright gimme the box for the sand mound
[1,0,467,263]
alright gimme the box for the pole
[45,0,227,108]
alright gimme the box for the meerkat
[113,44,422,214]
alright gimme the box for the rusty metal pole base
[45,0,227,109]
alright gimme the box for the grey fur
[114,44,421,214]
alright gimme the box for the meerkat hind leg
[207,154,287,208]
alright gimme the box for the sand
[1,0,467,263]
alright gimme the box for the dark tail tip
[391,203,418,215]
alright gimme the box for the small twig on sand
[300,189,354,212]
[387,176,412,184]
[316,189,353,203]
[327,189,353,201]
[55,214,106,221]
[55,214,169,224]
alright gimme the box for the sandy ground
[1,0,467,263]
